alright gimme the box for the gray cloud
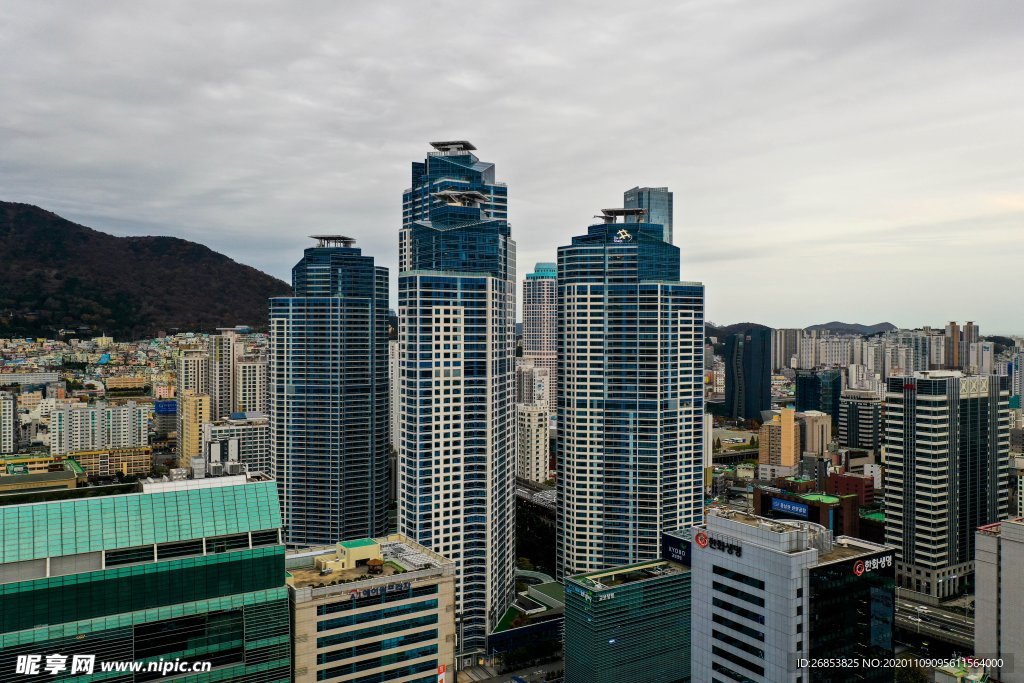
[2,0,1022,332]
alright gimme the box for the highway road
[895,599,973,650]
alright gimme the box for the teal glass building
[269,236,390,547]
[564,559,692,683]
[0,477,290,681]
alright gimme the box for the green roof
[862,511,885,522]
[531,581,566,605]
[801,493,840,504]
[340,538,378,549]
[0,480,281,564]
[64,458,86,475]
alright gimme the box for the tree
[516,557,535,571]
[713,438,723,451]
[895,664,929,683]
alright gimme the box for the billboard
[771,497,809,518]
[661,532,692,566]
[154,400,177,415]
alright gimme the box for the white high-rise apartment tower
[175,347,209,454]
[556,208,705,578]
[522,262,557,410]
[397,142,516,655]
[0,392,17,453]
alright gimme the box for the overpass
[895,598,973,651]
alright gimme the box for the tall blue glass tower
[623,186,674,243]
[556,208,705,579]
[398,142,516,655]
[269,236,390,547]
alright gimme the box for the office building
[556,208,704,578]
[758,407,799,470]
[797,410,832,456]
[517,403,550,484]
[884,372,1010,598]
[838,389,882,453]
[0,392,16,453]
[565,558,691,683]
[772,328,801,372]
[795,368,842,427]
[522,262,558,409]
[178,391,210,463]
[235,355,268,414]
[0,475,291,681]
[623,186,673,243]
[49,401,148,456]
[287,536,456,683]
[975,518,1024,683]
[725,329,771,421]
[753,487,861,538]
[71,447,153,477]
[153,398,177,438]
[270,236,390,547]
[398,142,516,653]
[690,508,895,683]
[202,412,272,477]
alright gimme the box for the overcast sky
[3,1,1023,332]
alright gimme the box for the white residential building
[0,392,17,454]
[50,401,148,455]
[516,403,549,484]
[201,413,272,477]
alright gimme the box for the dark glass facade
[796,369,842,426]
[808,551,895,682]
[724,329,771,421]
[623,186,674,244]
[270,242,390,546]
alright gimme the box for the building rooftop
[286,535,451,590]
[816,536,887,565]
[569,559,688,591]
[801,493,840,505]
[978,517,1024,537]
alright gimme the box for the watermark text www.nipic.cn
[15,655,213,677]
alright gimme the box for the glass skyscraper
[724,329,772,422]
[623,186,674,243]
[556,208,705,579]
[397,141,516,655]
[0,477,290,682]
[269,237,390,547]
